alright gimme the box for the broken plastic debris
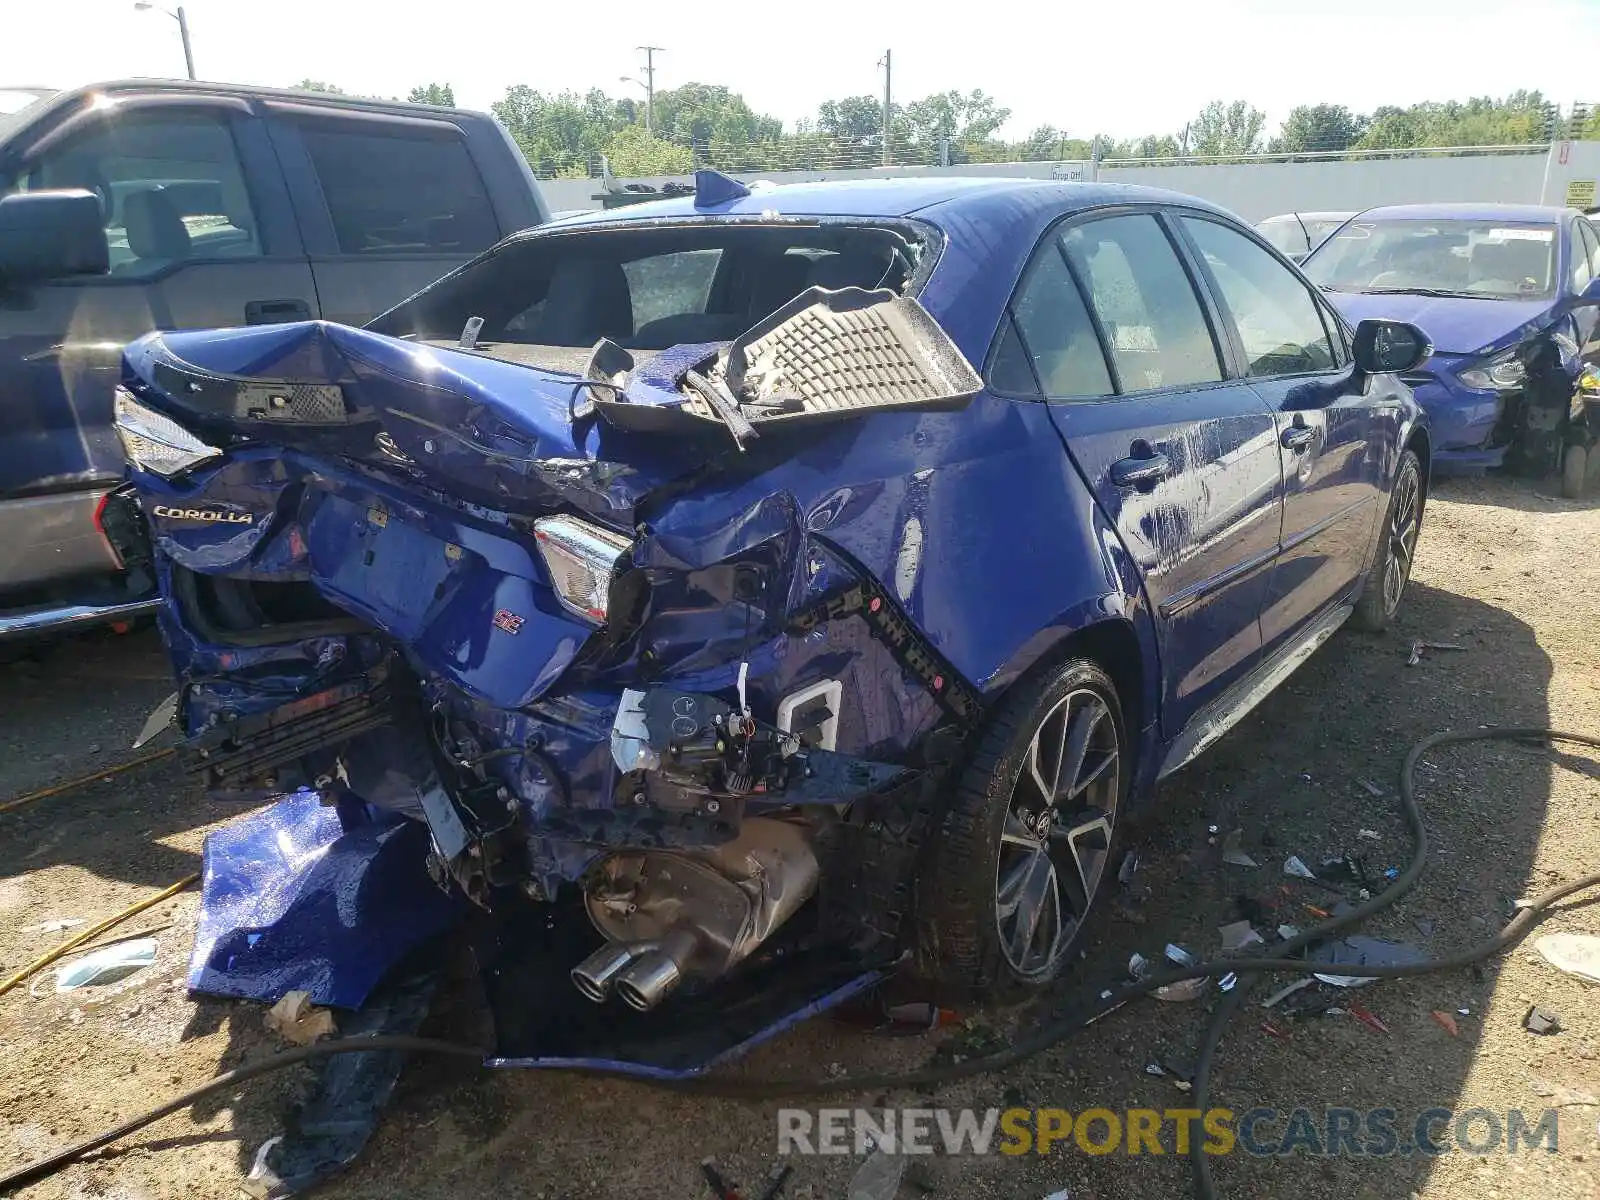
[240,1135,286,1200]
[1311,935,1428,987]
[264,990,338,1046]
[1117,851,1139,886]
[1152,945,1208,1002]
[1277,924,1301,940]
[1431,1011,1459,1037]
[1261,978,1315,1008]
[1219,972,1238,992]
[1407,640,1467,666]
[1041,1191,1073,1200]
[1358,778,1385,797]
[1144,1062,1165,1077]
[1535,934,1600,984]
[847,1136,907,1200]
[1524,1006,1562,1036]
[1284,855,1315,879]
[1219,920,1264,952]
[54,938,157,992]
[1220,830,1258,868]
[1357,829,1381,840]
[24,917,85,934]
[1349,1002,1390,1034]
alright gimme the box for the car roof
[1,77,490,140]
[1353,202,1572,223]
[552,175,1240,227]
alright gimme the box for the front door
[1172,214,1389,650]
[998,209,1283,738]
[0,106,317,497]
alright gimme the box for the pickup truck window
[296,124,500,256]
[17,115,261,277]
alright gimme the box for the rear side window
[1059,215,1222,392]
[298,124,500,255]
[623,249,722,331]
[1181,216,1337,377]
[992,238,1112,397]
[1581,220,1600,282]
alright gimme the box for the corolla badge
[151,505,255,525]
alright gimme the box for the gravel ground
[1,474,1598,1200]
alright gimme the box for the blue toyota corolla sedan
[1304,202,1600,480]
[110,175,1431,1055]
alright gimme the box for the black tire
[1352,449,1424,633]
[1561,444,1587,500]
[916,658,1126,995]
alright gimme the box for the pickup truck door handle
[245,299,312,325]
[1280,421,1317,452]
[1110,450,1173,489]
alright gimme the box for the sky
[6,0,1599,142]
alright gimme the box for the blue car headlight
[1455,348,1526,392]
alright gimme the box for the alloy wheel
[1383,465,1421,616]
[994,686,1121,978]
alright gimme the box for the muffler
[572,818,818,1011]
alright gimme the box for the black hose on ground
[3,727,1596,1198]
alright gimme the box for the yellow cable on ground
[0,746,175,815]
[0,873,199,999]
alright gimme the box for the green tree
[1188,100,1267,157]
[898,89,1011,155]
[817,95,885,141]
[1270,104,1365,154]
[605,124,694,176]
[293,79,345,94]
[407,83,457,106]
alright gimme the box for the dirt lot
[2,474,1599,1200]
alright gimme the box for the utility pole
[638,46,663,135]
[879,49,892,167]
[176,6,195,81]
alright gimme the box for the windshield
[1305,219,1558,300]
[1256,215,1308,257]
[0,88,56,143]
[373,220,924,367]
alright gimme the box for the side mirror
[0,190,108,285]
[1351,318,1432,376]
[1579,276,1600,305]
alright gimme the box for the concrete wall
[539,141,1600,222]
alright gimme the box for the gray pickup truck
[0,80,548,645]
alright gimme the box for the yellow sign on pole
[1567,179,1597,209]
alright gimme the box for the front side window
[1580,219,1600,283]
[19,115,260,277]
[1182,216,1337,377]
[1059,214,1223,392]
[297,123,500,255]
[1305,219,1558,300]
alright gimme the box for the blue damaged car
[1304,203,1600,491]
[111,174,1433,1065]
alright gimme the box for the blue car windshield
[1305,219,1558,301]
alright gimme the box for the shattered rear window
[372,221,927,366]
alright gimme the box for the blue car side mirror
[1352,319,1433,376]
[1579,276,1600,305]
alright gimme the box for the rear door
[0,99,315,501]
[264,106,506,326]
[1173,214,1388,651]
[999,209,1283,738]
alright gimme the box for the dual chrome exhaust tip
[570,929,696,1012]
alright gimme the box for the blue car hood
[1323,290,1553,356]
[123,320,703,524]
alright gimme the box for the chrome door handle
[1281,423,1317,452]
[1110,452,1172,488]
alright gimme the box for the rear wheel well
[1007,619,1147,743]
